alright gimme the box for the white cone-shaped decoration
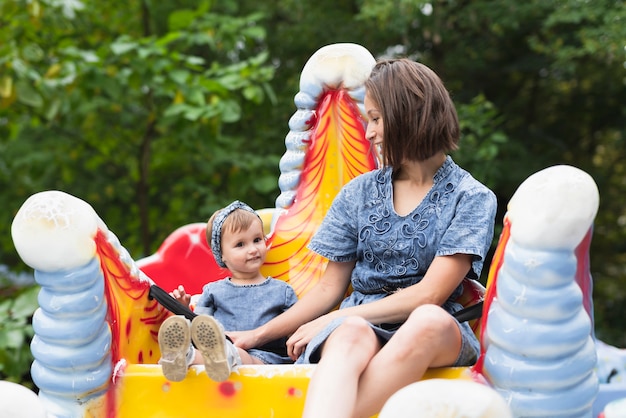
[379,379,512,418]
[0,381,48,418]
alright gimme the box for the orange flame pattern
[96,229,164,366]
[261,89,376,297]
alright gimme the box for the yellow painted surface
[113,364,474,418]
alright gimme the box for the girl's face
[364,93,384,153]
[220,219,267,279]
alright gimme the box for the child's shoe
[158,315,192,382]
[191,315,240,382]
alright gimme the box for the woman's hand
[170,285,191,307]
[287,312,338,361]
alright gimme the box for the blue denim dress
[301,156,497,365]
[194,277,298,364]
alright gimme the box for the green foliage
[455,94,509,187]
[0,282,38,388]
[0,0,279,261]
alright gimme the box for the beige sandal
[158,315,191,382]
[191,315,232,382]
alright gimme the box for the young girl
[157,200,297,382]
[229,59,498,417]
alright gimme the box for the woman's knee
[325,316,378,354]
[386,305,461,363]
[403,304,457,340]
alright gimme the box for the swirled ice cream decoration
[274,43,375,225]
[483,165,599,417]
[12,192,107,417]
[11,191,151,418]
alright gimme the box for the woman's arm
[327,253,472,325]
[228,260,354,349]
[284,253,472,359]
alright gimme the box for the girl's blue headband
[210,200,261,268]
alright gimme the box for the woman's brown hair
[364,59,460,169]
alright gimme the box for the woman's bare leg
[353,305,463,418]
[302,317,382,418]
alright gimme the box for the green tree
[1,0,279,262]
[0,281,38,387]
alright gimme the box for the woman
[230,58,497,418]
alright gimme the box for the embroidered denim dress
[302,156,497,365]
[195,277,298,364]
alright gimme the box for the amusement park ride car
[9,43,626,417]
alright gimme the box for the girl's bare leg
[302,317,382,418]
[353,304,463,418]
[237,348,265,365]
[192,346,264,365]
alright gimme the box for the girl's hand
[286,313,337,361]
[228,330,258,351]
[170,285,191,307]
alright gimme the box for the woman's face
[364,94,384,152]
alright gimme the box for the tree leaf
[110,40,137,55]
[10,287,39,320]
[0,76,13,98]
[15,80,43,107]
[168,9,197,31]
